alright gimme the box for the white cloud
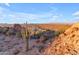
[73,11,79,16]
[0,6,62,24]
[5,3,10,7]
[72,11,79,22]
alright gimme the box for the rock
[44,23,79,55]
[0,35,5,41]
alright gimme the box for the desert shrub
[53,30,64,37]
[30,32,42,39]
[37,30,61,43]
[59,30,65,34]
[6,28,16,36]
[16,31,22,38]
[30,29,57,40]
[0,27,9,35]
[0,24,23,37]
[42,30,55,39]
[54,31,60,36]
[30,29,44,39]
[13,24,22,30]
[38,45,44,52]
[0,27,3,34]
[3,27,9,34]
[13,24,22,37]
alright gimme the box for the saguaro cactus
[21,22,31,51]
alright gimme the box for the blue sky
[0,3,79,24]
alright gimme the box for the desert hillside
[44,23,79,55]
[35,24,71,31]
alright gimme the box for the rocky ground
[44,23,79,55]
[0,24,61,55]
[0,34,26,55]
[0,32,56,55]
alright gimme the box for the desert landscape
[0,23,71,55]
[0,3,79,55]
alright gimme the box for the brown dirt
[44,23,79,55]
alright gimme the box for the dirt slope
[44,23,79,55]
[36,24,71,31]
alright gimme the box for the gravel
[0,33,52,55]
